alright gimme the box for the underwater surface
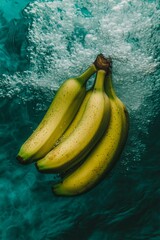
[0,0,160,239]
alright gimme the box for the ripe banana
[52,73,129,196]
[17,64,97,164]
[36,70,111,173]
[59,90,92,143]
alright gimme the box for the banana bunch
[17,63,97,163]
[17,54,129,196]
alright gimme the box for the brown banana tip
[35,162,44,172]
[52,186,56,192]
[35,163,55,174]
[94,54,112,74]
[16,155,25,164]
[35,162,39,171]
[17,155,33,165]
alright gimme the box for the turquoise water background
[0,0,160,239]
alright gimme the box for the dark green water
[0,0,160,239]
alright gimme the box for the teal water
[0,0,160,239]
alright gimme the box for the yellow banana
[59,90,92,143]
[36,70,111,173]
[17,64,96,164]
[52,73,129,196]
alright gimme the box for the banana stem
[77,64,97,85]
[94,70,106,91]
[92,54,115,98]
[94,53,111,74]
[105,74,116,99]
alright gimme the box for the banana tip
[35,162,40,171]
[35,162,55,174]
[16,155,26,164]
[17,155,33,165]
[52,185,63,196]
